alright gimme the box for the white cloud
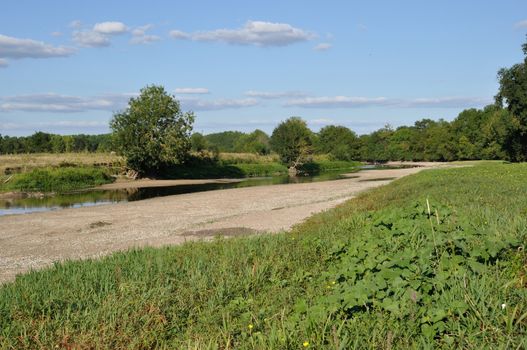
[72,21,129,48]
[174,88,210,94]
[72,30,111,47]
[313,43,332,51]
[170,20,315,47]
[0,93,135,113]
[285,95,492,108]
[93,21,128,35]
[0,58,8,68]
[286,96,391,108]
[51,31,63,37]
[244,90,308,99]
[130,25,160,45]
[169,30,190,39]
[514,20,527,28]
[69,20,82,29]
[1,120,108,129]
[0,34,75,59]
[179,97,259,110]
[401,97,492,108]
[0,93,258,113]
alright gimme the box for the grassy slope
[0,167,114,193]
[1,163,526,349]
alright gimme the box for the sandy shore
[0,165,445,284]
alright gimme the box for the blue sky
[1,0,526,136]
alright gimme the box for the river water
[0,170,363,216]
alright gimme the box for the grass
[1,163,526,348]
[0,167,114,193]
[0,153,124,175]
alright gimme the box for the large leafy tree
[110,85,195,174]
[234,129,271,155]
[316,125,359,161]
[495,35,527,161]
[270,117,313,168]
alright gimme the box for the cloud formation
[179,97,259,110]
[73,31,111,48]
[0,93,257,113]
[130,25,160,45]
[244,90,308,99]
[174,87,210,94]
[285,96,491,108]
[285,96,391,108]
[93,21,128,35]
[170,20,314,47]
[0,34,75,59]
[514,20,527,28]
[0,93,134,113]
[72,21,129,48]
[0,58,8,68]
[313,43,332,51]
[1,120,108,130]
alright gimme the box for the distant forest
[0,104,524,162]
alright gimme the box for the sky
[1,0,526,137]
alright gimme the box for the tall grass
[1,163,526,348]
[1,167,114,193]
[0,153,124,175]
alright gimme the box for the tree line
[1,104,522,162]
[2,35,526,170]
[0,132,113,154]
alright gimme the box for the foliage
[1,163,526,348]
[1,167,113,193]
[0,133,113,155]
[234,129,271,155]
[190,132,209,152]
[270,117,314,167]
[316,125,359,161]
[495,34,527,161]
[110,85,194,175]
[203,131,245,152]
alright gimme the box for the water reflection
[0,170,355,216]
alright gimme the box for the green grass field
[1,163,526,349]
[0,167,114,193]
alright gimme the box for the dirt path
[0,165,443,284]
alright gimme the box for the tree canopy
[316,125,359,161]
[495,35,527,161]
[270,117,313,167]
[110,85,194,174]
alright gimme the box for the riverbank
[1,162,524,349]
[0,166,432,284]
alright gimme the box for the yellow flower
[248,324,254,330]
[331,281,336,285]
[303,341,310,347]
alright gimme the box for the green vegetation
[0,132,113,154]
[110,85,195,175]
[316,125,360,161]
[1,163,526,348]
[270,117,314,168]
[1,167,113,193]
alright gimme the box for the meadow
[0,162,525,348]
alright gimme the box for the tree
[270,117,313,168]
[234,129,271,155]
[190,132,209,152]
[204,131,244,152]
[495,35,527,161]
[316,125,360,161]
[110,85,195,174]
